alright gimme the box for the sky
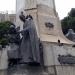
[55,0,75,19]
[0,0,16,13]
[0,0,75,19]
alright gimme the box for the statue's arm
[19,26,30,35]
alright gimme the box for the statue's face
[21,12,23,15]
[10,25,15,28]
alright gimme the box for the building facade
[0,13,16,23]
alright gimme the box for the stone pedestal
[0,70,7,75]
[0,48,8,70]
[0,42,75,75]
[42,42,75,75]
[10,0,75,75]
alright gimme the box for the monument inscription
[58,54,75,64]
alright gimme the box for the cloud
[0,0,16,13]
[55,0,75,19]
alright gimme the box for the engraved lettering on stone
[58,54,75,64]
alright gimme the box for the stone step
[6,64,49,75]
[0,64,56,75]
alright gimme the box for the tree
[61,8,75,34]
[69,8,75,17]
[0,21,12,48]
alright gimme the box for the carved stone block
[58,54,75,64]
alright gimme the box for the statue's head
[9,24,16,34]
[68,29,74,34]
[10,24,15,28]
[21,11,23,15]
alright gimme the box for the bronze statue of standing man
[19,12,41,65]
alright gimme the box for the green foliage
[0,38,8,47]
[69,8,75,17]
[0,21,12,47]
[61,8,75,34]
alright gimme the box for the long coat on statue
[20,19,40,64]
